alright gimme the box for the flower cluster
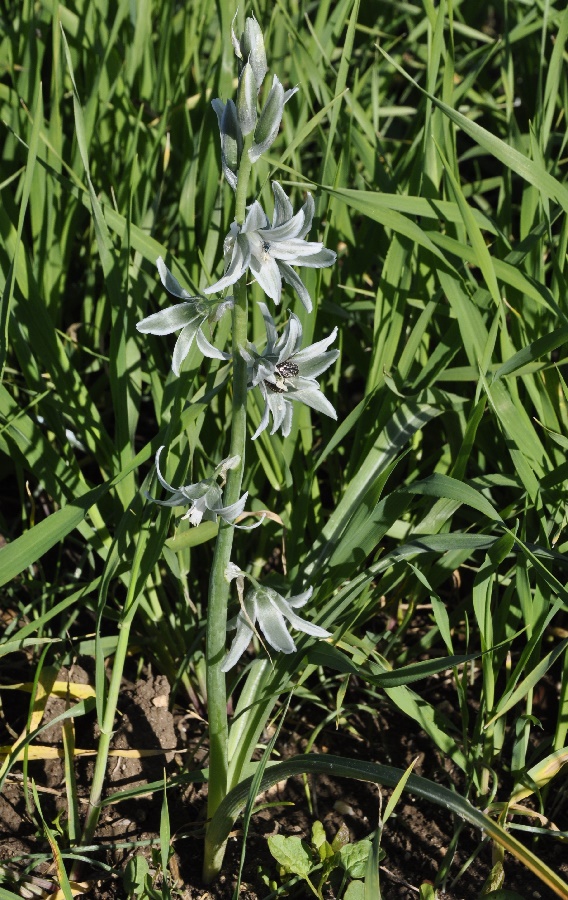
[212,15,299,191]
[137,15,336,670]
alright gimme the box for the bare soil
[0,659,566,900]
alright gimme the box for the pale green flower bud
[250,76,299,163]
[237,62,257,136]
[211,98,241,190]
[232,14,267,92]
[241,17,267,92]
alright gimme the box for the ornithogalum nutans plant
[136,13,337,883]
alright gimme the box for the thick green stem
[70,533,145,879]
[203,134,253,884]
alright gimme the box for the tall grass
[1,0,568,896]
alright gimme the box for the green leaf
[344,882,365,900]
[267,834,314,879]
[340,839,374,879]
[165,520,219,550]
[123,856,150,896]
[0,483,110,587]
[383,760,417,824]
[364,830,382,900]
[378,46,568,214]
[403,473,503,522]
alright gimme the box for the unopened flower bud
[241,17,267,92]
[237,62,257,136]
[250,76,298,163]
[211,98,242,190]
[232,14,268,92]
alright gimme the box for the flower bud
[232,14,268,92]
[241,16,267,92]
[237,62,257,136]
[250,75,298,162]
[211,98,242,190]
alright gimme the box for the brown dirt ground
[0,659,566,900]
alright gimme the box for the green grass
[1,0,568,896]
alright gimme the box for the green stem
[70,534,145,879]
[203,133,253,884]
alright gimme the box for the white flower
[137,258,233,375]
[244,303,338,440]
[203,182,336,312]
[147,448,258,528]
[221,584,331,671]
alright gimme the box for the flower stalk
[203,132,254,884]
[134,17,336,885]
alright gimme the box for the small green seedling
[267,820,382,899]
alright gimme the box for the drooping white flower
[221,584,330,671]
[147,448,258,528]
[243,302,338,440]
[203,183,336,312]
[137,258,233,375]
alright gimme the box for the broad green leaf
[340,839,374,879]
[267,835,314,878]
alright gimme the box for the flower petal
[258,301,278,349]
[266,238,323,261]
[290,387,337,419]
[195,328,231,361]
[250,253,283,303]
[212,491,249,523]
[274,312,302,361]
[221,615,254,671]
[242,200,269,233]
[278,262,313,312]
[204,238,247,294]
[295,348,339,379]
[172,320,203,375]
[280,401,294,438]
[250,76,284,162]
[259,207,306,242]
[257,598,297,653]
[271,181,294,227]
[270,591,330,639]
[252,384,272,440]
[278,607,331,638]
[157,257,195,299]
[287,588,314,608]
[296,193,315,239]
[137,304,200,336]
[293,328,338,366]
[267,391,290,435]
[144,489,187,508]
[154,446,181,494]
[289,247,337,268]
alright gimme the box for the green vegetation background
[1,0,568,894]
